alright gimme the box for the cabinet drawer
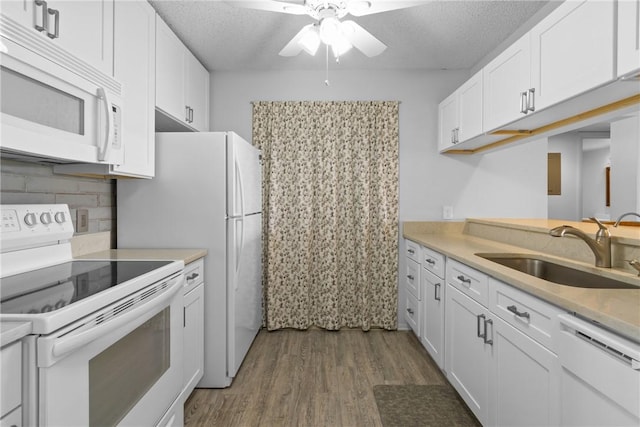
[183,258,204,294]
[447,259,489,307]
[1,405,22,427]
[1,341,21,418]
[406,240,420,263]
[421,246,445,279]
[405,292,421,337]
[489,278,563,351]
[405,258,421,300]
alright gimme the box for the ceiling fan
[227,1,426,59]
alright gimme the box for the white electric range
[0,204,185,427]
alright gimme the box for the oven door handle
[50,276,183,360]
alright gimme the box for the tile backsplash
[1,159,117,237]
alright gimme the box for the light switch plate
[76,209,89,232]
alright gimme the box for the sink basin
[475,253,639,289]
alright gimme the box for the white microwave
[0,15,123,165]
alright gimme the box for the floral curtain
[252,101,399,331]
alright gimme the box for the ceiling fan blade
[225,0,308,15]
[279,24,314,56]
[347,0,428,16]
[340,20,386,57]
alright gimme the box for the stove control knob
[54,211,66,224]
[40,212,53,225]
[24,212,38,227]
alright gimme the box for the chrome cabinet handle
[189,107,194,123]
[34,0,48,32]
[450,129,455,144]
[455,128,459,143]
[46,8,59,39]
[407,274,415,281]
[425,258,436,265]
[484,318,494,345]
[457,275,471,284]
[187,273,199,281]
[477,314,486,339]
[520,91,528,114]
[407,308,414,315]
[434,283,441,301]
[527,88,535,112]
[507,305,530,319]
[185,105,190,122]
[407,248,415,255]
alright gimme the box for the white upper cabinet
[618,0,640,78]
[438,91,458,152]
[530,0,615,111]
[156,14,209,132]
[1,0,114,76]
[437,70,483,152]
[482,33,532,132]
[112,0,156,178]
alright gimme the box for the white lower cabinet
[421,269,444,369]
[489,315,560,427]
[446,284,491,423]
[1,340,22,426]
[181,258,205,404]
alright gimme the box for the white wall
[582,141,610,220]
[548,133,582,220]
[610,113,640,219]
[209,68,549,329]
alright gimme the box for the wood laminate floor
[184,329,448,427]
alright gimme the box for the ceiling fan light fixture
[331,33,352,57]
[319,16,342,45]
[299,25,321,55]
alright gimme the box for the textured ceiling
[149,0,553,72]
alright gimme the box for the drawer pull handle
[434,283,441,301]
[457,275,471,284]
[408,248,415,254]
[407,274,414,281]
[425,258,436,265]
[484,318,494,345]
[407,308,414,315]
[477,314,486,339]
[507,305,530,319]
[187,273,200,281]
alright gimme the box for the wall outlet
[442,205,454,220]
[76,209,89,233]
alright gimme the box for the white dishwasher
[557,314,640,426]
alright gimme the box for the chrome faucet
[549,218,612,268]
[614,212,640,227]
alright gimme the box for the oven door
[36,273,184,427]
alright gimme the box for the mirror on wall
[547,112,640,223]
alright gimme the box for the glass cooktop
[0,260,172,315]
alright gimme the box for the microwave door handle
[97,87,114,162]
[50,277,182,359]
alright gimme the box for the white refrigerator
[117,131,262,388]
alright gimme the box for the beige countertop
[403,223,640,343]
[76,248,207,265]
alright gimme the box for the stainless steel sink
[475,253,639,289]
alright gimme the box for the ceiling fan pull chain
[325,43,330,86]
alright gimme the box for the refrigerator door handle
[235,158,246,219]
[235,218,245,287]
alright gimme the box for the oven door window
[89,307,170,427]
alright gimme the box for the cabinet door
[156,14,186,123]
[48,1,114,76]
[483,33,531,132]
[489,316,560,427]
[1,0,36,29]
[618,0,640,78]
[405,292,421,338]
[112,0,155,178]
[438,91,458,152]
[530,0,615,111]
[183,283,204,400]
[422,269,444,369]
[457,69,483,142]
[445,284,490,425]
[185,50,209,132]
